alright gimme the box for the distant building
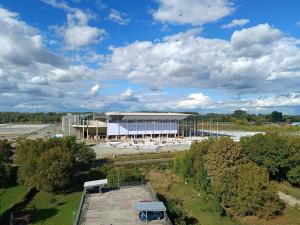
[62,112,197,140]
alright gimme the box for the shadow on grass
[14,208,58,225]
[156,193,198,225]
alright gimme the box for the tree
[234,162,283,218]
[232,110,248,120]
[35,146,73,192]
[240,133,290,180]
[271,111,283,122]
[0,140,13,164]
[287,166,300,186]
[0,140,14,187]
[202,137,283,218]
[15,137,96,192]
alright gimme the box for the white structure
[63,112,197,140]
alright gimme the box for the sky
[1,0,300,114]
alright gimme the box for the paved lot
[79,186,166,225]
[0,123,60,140]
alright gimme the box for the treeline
[0,112,65,123]
[0,137,96,193]
[173,137,285,219]
[202,110,292,124]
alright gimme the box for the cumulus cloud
[108,9,129,25]
[221,18,249,29]
[153,0,234,25]
[0,6,101,111]
[42,0,106,48]
[0,8,64,67]
[176,93,213,109]
[56,9,106,48]
[118,88,140,102]
[99,23,300,95]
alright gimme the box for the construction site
[61,112,263,157]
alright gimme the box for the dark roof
[134,201,166,212]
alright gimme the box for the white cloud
[118,88,139,102]
[42,0,106,48]
[14,103,51,110]
[176,93,213,109]
[100,23,300,95]
[90,84,100,94]
[221,18,249,29]
[153,0,234,25]
[108,9,129,25]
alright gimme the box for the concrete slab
[79,186,166,225]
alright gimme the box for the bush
[287,166,300,186]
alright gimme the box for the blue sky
[1,0,300,114]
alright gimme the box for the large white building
[62,112,197,140]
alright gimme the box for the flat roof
[78,186,165,225]
[106,112,192,120]
[134,201,166,212]
[84,179,108,188]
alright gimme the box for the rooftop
[79,185,167,225]
[106,112,192,120]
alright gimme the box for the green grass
[106,151,178,162]
[148,170,235,225]
[275,182,300,200]
[0,186,30,215]
[24,191,81,225]
[215,123,300,133]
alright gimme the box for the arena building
[62,112,197,140]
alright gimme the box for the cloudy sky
[1,0,300,114]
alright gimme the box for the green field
[0,186,30,215]
[24,191,81,225]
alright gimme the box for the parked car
[138,211,164,222]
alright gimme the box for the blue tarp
[134,201,166,212]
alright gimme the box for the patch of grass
[0,186,30,215]
[148,170,235,225]
[275,182,300,200]
[215,123,300,133]
[106,151,179,162]
[24,191,81,225]
[235,207,300,225]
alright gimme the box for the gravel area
[92,137,206,158]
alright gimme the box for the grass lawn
[148,170,235,225]
[24,191,81,225]
[0,185,30,215]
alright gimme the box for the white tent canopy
[84,179,108,188]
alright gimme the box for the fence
[73,187,86,225]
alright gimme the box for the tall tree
[271,111,283,122]
[240,133,290,180]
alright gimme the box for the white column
[82,119,85,139]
